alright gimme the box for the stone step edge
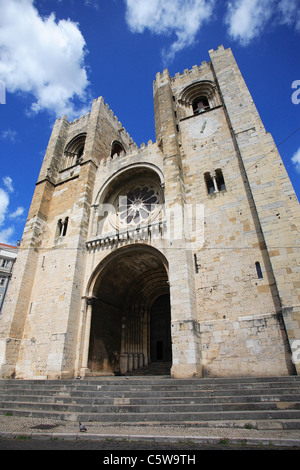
[1,400,300,410]
[0,413,300,434]
[1,393,300,403]
[1,408,300,421]
[1,383,300,391]
[0,430,299,449]
[1,376,299,384]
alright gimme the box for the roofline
[0,243,19,250]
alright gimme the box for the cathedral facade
[1,45,300,379]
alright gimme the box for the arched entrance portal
[87,245,172,376]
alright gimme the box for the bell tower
[153,69,201,378]
[153,45,300,377]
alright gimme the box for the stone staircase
[1,375,300,430]
[127,361,172,376]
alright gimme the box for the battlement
[154,46,228,90]
[99,138,157,167]
[69,112,90,126]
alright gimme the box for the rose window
[117,183,162,227]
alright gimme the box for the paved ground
[0,437,297,451]
[0,415,300,451]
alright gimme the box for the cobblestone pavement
[0,415,300,450]
[0,437,297,451]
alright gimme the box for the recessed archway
[86,245,171,375]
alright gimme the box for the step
[2,407,300,424]
[1,392,300,405]
[1,399,300,414]
[1,376,300,429]
[1,379,300,392]
[127,362,172,376]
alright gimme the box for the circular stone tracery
[119,186,159,224]
[112,182,162,229]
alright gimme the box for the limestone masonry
[1,46,299,379]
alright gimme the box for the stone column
[80,297,94,376]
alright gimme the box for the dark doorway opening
[87,245,172,375]
[150,294,172,362]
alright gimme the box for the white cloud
[0,129,17,143]
[277,0,300,32]
[0,0,90,118]
[0,188,9,227]
[225,0,274,45]
[84,0,100,10]
[292,147,300,174]
[8,207,25,219]
[2,176,13,193]
[0,177,24,245]
[0,226,15,245]
[225,0,300,45]
[125,0,215,63]
[0,227,15,245]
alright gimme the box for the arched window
[215,169,226,191]
[56,217,69,238]
[111,141,125,159]
[178,80,221,119]
[192,96,210,114]
[204,172,215,194]
[63,133,86,170]
[204,169,226,195]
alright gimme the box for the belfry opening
[87,245,172,376]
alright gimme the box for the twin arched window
[204,169,226,195]
[62,135,126,169]
[56,217,69,238]
[63,133,86,170]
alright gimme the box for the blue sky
[0,0,299,246]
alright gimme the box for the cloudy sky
[0,0,299,245]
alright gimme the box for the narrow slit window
[215,169,226,191]
[194,253,199,274]
[56,219,63,238]
[204,172,215,194]
[255,262,263,279]
[62,217,69,236]
[76,146,84,164]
